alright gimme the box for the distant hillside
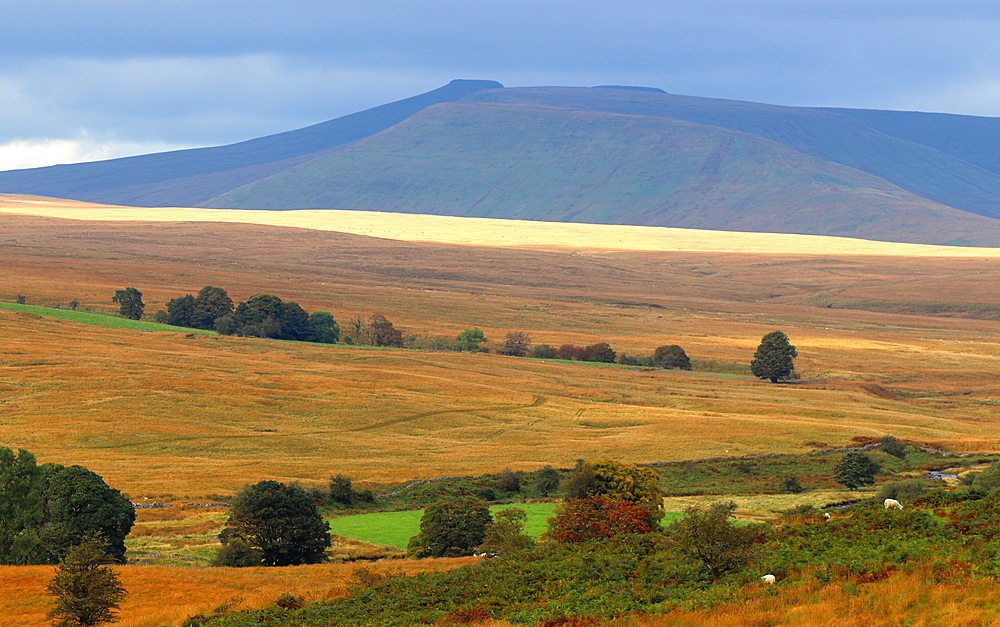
[207,102,1000,246]
[1,80,1000,245]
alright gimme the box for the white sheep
[884,498,903,510]
[824,512,831,520]
[761,574,776,584]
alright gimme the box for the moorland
[3,196,1000,625]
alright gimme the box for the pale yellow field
[4,193,1000,257]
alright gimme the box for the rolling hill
[2,81,1000,245]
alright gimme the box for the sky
[2,0,999,171]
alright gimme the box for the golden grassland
[4,557,476,627]
[4,197,1000,625]
[6,193,1000,256]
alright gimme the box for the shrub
[530,344,558,359]
[329,474,354,506]
[496,469,521,493]
[876,479,927,502]
[477,508,535,557]
[880,435,908,459]
[546,495,652,543]
[779,475,804,494]
[670,500,763,581]
[212,537,261,567]
[46,537,126,627]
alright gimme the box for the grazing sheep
[824,512,831,520]
[884,498,903,510]
[761,574,776,584]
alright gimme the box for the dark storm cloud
[2,1,998,169]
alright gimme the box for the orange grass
[3,310,1000,498]
[619,570,1000,627]
[1,557,476,627]
[2,216,1000,497]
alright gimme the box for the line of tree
[148,286,341,343]
[449,328,693,370]
[0,448,135,565]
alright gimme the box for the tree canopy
[750,330,798,382]
[0,449,135,565]
[670,500,763,582]
[111,287,144,320]
[455,328,488,352]
[833,451,880,490]
[654,344,692,370]
[407,496,492,558]
[220,480,331,566]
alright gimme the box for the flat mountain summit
[3,80,1000,246]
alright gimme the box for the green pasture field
[326,503,686,549]
[0,301,216,334]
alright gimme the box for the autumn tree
[111,288,144,320]
[499,331,531,357]
[750,330,797,382]
[46,537,126,627]
[562,459,663,526]
[546,495,652,543]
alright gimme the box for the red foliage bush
[545,495,652,543]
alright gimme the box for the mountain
[1,81,999,246]
[0,79,503,207]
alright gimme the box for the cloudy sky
[2,0,998,171]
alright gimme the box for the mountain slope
[460,87,1000,221]
[207,102,1000,246]
[0,79,503,207]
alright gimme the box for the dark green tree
[654,344,692,370]
[280,302,313,341]
[328,474,354,506]
[476,508,534,557]
[585,342,616,363]
[39,466,136,564]
[220,480,331,566]
[879,435,907,459]
[671,500,763,582]
[235,294,284,334]
[833,451,880,490]
[455,328,488,352]
[47,537,126,627]
[0,447,45,564]
[190,286,234,330]
[750,330,798,382]
[533,465,561,497]
[111,288,144,320]
[165,294,196,327]
[406,496,492,558]
[310,311,340,344]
